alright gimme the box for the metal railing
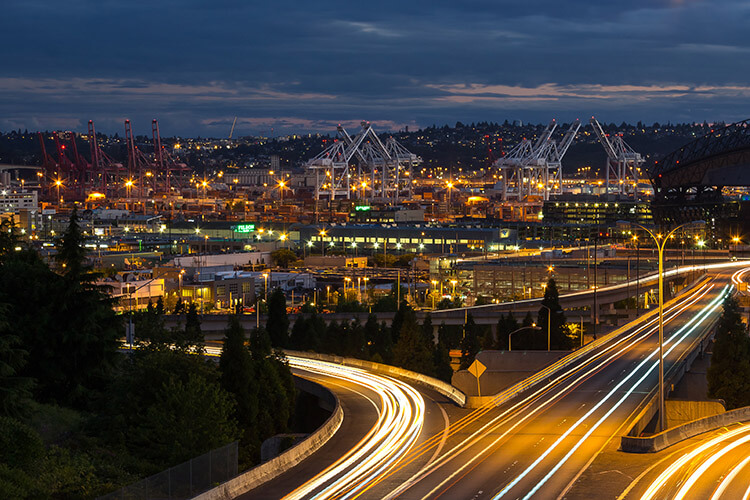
[98,441,238,500]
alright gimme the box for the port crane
[589,117,644,197]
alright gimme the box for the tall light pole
[619,219,704,433]
[319,229,327,257]
[540,303,551,351]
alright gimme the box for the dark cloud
[2,0,750,136]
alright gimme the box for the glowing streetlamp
[54,179,64,203]
[319,229,327,257]
[450,279,458,297]
[618,219,705,432]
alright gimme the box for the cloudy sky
[2,0,750,137]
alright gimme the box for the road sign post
[467,359,486,398]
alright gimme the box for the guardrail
[193,379,343,500]
[622,406,750,453]
[284,350,467,407]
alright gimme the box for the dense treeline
[707,295,750,409]
[0,211,295,498]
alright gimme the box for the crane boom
[589,117,617,160]
[229,117,237,139]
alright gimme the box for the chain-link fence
[98,441,238,500]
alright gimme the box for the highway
[229,356,451,500]
[352,264,750,500]
[628,422,750,500]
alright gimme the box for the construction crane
[589,117,644,198]
[496,119,580,201]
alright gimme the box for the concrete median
[621,405,750,453]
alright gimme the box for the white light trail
[385,284,715,499]
[283,357,425,500]
[492,285,729,499]
[641,424,750,500]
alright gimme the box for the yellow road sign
[468,359,486,379]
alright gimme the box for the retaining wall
[193,380,343,500]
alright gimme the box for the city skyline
[3,1,750,136]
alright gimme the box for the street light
[618,219,705,432]
[319,229,327,257]
[450,279,458,297]
[508,326,541,351]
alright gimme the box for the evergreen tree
[495,313,519,350]
[173,297,185,314]
[522,311,534,327]
[134,374,239,466]
[266,288,289,348]
[460,313,480,370]
[184,302,204,349]
[0,305,33,418]
[433,341,453,383]
[393,307,435,375]
[55,207,88,280]
[219,315,259,465]
[289,315,308,350]
[0,228,120,408]
[250,327,272,357]
[538,278,572,350]
[708,295,750,409]
[391,300,411,344]
[421,313,434,344]
[363,314,380,358]
[371,320,393,363]
[344,318,366,358]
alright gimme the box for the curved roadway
[242,358,453,500]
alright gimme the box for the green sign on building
[233,223,256,233]
[354,205,371,211]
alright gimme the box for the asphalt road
[242,358,452,500]
[369,266,749,500]
[622,421,750,500]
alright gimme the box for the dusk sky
[3,0,750,137]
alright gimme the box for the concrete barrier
[285,350,467,407]
[193,381,343,500]
[622,406,750,453]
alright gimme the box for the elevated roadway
[347,262,750,499]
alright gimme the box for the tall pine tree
[708,295,750,409]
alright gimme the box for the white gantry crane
[589,117,644,197]
[306,121,421,203]
[497,119,580,201]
